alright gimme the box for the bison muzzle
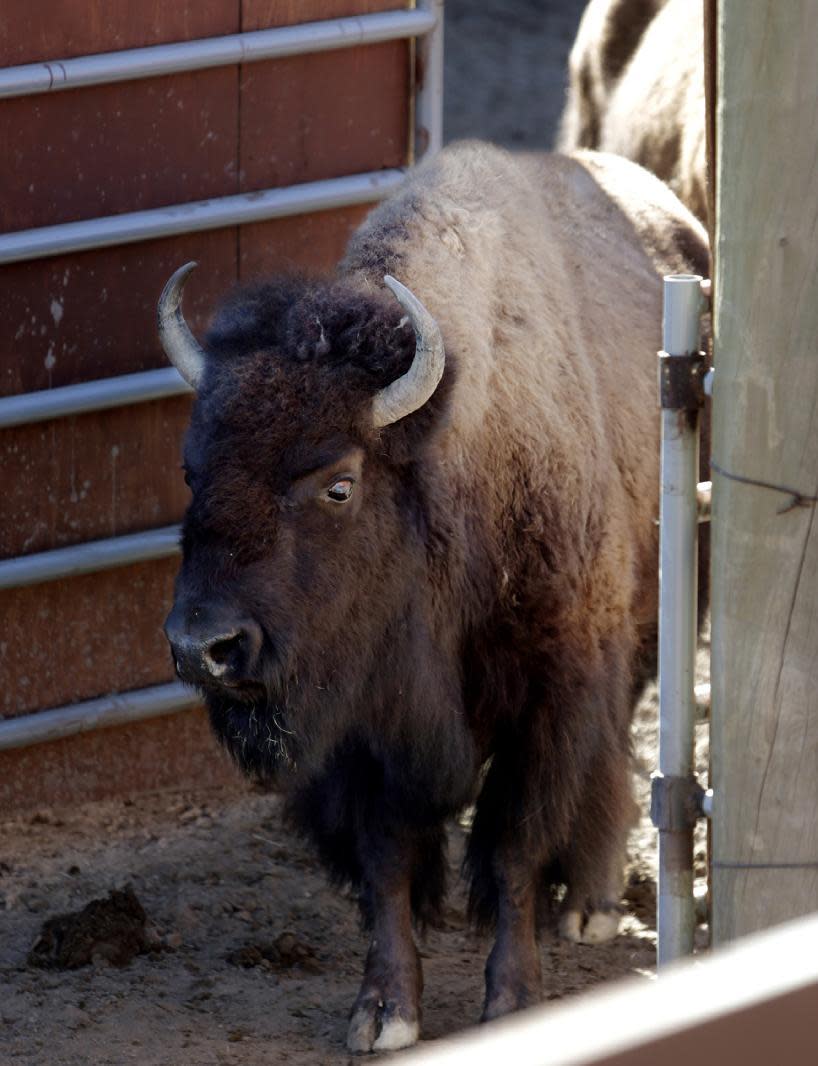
[158,142,709,1052]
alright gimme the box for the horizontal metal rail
[0,10,436,100]
[0,166,407,424]
[0,168,404,266]
[0,526,181,591]
[0,682,198,752]
[0,367,191,429]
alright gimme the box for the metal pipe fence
[0,526,181,591]
[0,10,437,99]
[0,368,191,429]
[0,3,444,753]
[0,683,198,752]
[654,274,708,967]
[0,170,405,266]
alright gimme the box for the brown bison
[558,0,707,223]
[159,141,708,1051]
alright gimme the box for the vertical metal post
[414,0,444,160]
[655,274,705,967]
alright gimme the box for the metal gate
[0,1,443,810]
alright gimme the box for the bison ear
[157,262,207,389]
[371,276,445,428]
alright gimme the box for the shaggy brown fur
[164,141,708,1049]
[558,0,707,224]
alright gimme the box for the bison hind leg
[559,900,623,945]
[557,748,638,945]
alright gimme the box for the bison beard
[206,690,296,772]
[160,142,709,1051]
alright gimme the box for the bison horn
[372,275,445,428]
[157,261,207,389]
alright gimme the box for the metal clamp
[650,772,707,831]
[658,350,707,410]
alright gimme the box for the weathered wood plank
[0,558,179,717]
[0,708,241,811]
[238,43,408,191]
[0,70,240,232]
[0,1,239,66]
[711,0,818,941]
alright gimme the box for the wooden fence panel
[239,203,373,277]
[2,560,180,718]
[0,232,237,397]
[0,0,411,810]
[239,45,408,190]
[0,710,241,812]
[0,70,240,232]
[0,2,239,66]
[0,398,191,558]
[710,0,818,942]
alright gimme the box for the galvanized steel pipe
[0,10,437,99]
[0,526,181,590]
[656,274,705,967]
[0,169,404,266]
[414,0,445,159]
[0,367,191,428]
[0,682,198,751]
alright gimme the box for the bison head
[159,263,458,781]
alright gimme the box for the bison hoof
[347,1001,420,1054]
[481,987,539,1024]
[559,907,621,944]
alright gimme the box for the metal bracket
[658,350,707,410]
[650,772,707,830]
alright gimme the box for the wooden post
[710,0,818,943]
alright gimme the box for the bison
[159,141,708,1051]
[558,0,707,224]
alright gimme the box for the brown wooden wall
[0,1,411,811]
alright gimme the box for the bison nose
[201,630,246,678]
[165,613,262,685]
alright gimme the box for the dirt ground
[0,649,710,1065]
[1,2,711,1063]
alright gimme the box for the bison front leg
[347,864,422,1053]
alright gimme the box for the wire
[710,460,818,515]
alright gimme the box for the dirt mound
[28,885,155,970]
[226,931,323,974]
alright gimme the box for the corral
[1,2,816,1064]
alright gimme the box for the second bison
[160,142,707,1051]
[558,0,707,223]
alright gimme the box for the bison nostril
[203,632,244,676]
[168,618,260,683]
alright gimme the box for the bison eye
[325,478,354,503]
